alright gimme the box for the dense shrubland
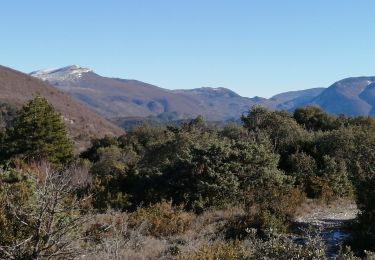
[0,96,375,259]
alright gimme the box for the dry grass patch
[178,241,249,260]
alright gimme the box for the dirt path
[293,200,358,257]
[294,200,358,227]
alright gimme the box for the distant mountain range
[28,65,319,121]
[0,63,365,138]
[0,65,123,150]
[4,63,374,147]
[30,65,375,121]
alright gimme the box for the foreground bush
[225,188,303,240]
[0,162,89,259]
[243,231,327,259]
[180,231,342,260]
[84,211,129,244]
[129,201,194,237]
[338,130,375,251]
[179,241,249,260]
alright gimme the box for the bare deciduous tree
[0,162,91,259]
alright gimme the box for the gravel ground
[294,200,358,227]
[293,200,358,257]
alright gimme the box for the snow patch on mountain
[30,65,93,81]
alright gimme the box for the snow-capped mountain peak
[30,65,93,81]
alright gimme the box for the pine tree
[5,95,74,166]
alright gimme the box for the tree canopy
[3,95,73,166]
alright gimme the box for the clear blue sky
[1,1,375,97]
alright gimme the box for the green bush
[293,106,336,131]
[287,152,317,187]
[0,170,34,249]
[242,106,308,155]
[90,145,132,211]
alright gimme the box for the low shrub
[306,175,335,201]
[129,201,194,237]
[244,232,327,260]
[179,241,249,260]
[180,232,330,260]
[84,211,128,244]
[225,210,288,240]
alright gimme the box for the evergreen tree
[4,95,73,166]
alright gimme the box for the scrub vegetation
[0,97,374,259]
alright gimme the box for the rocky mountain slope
[0,65,123,150]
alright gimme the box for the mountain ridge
[30,65,375,120]
[30,65,325,121]
[309,76,375,116]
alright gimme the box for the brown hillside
[0,65,123,151]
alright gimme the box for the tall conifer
[5,95,73,166]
